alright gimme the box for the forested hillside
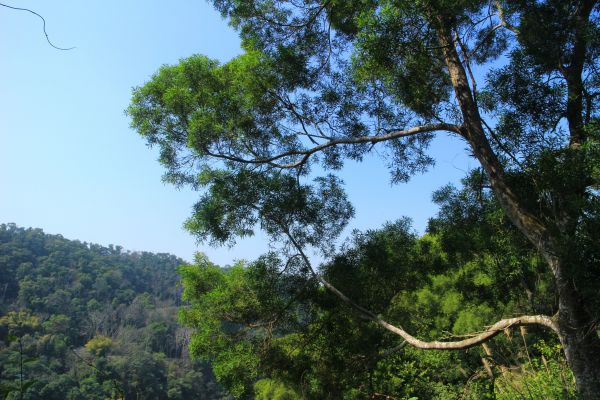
[0,189,584,399]
[0,223,228,400]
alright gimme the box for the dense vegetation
[179,173,578,399]
[128,0,600,397]
[4,0,598,397]
[0,223,228,400]
[0,195,582,399]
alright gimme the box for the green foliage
[495,341,578,399]
[112,351,169,400]
[352,1,451,116]
[84,336,113,357]
[129,0,600,397]
[184,169,354,252]
[0,311,39,338]
[254,379,301,400]
[179,253,312,398]
[177,174,566,398]
[0,224,228,399]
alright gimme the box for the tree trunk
[551,4,600,395]
[551,256,600,399]
[559,324,600,399]
[434,16,600,399]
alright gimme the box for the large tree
[128,0,600,397]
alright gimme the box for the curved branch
[283,228,559,352]
[376,314,558,350]
[0,2,75,50]
[206,123,461,169]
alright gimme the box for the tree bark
[550,255,600,399]
[435,18,549,248]
[562,0,596,147]
[435,16,600,399]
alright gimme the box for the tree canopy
[128,0,600,397]
[0,224,228,399]
[178,178,575,398]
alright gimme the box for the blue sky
[0,1,473,266]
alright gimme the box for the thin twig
[0,2,75,50]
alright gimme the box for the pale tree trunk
[435,17,600,399]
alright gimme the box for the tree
[0,311,40,400]
[177,193,572,398]
[0,225,229,399]
[127,0,600,397]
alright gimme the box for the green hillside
[0,223,228,400]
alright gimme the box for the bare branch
[205,123,461,169]
[377,314,558,350]
[0,2,75,50]
[455,31,478,104]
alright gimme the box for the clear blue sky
[0,0,473,266]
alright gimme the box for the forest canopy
[175,174,576,399]
[0,224,228,400]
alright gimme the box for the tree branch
[205,123,461,169]
[494,1,519,35]
[436,17,552,259]
[283,228,558,352]
[376,314,558,350]
[561,0,595,146]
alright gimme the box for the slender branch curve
[206,123,462,169]
[0,2,75,50]
[376,314,558,350]
[283,227,559,352]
